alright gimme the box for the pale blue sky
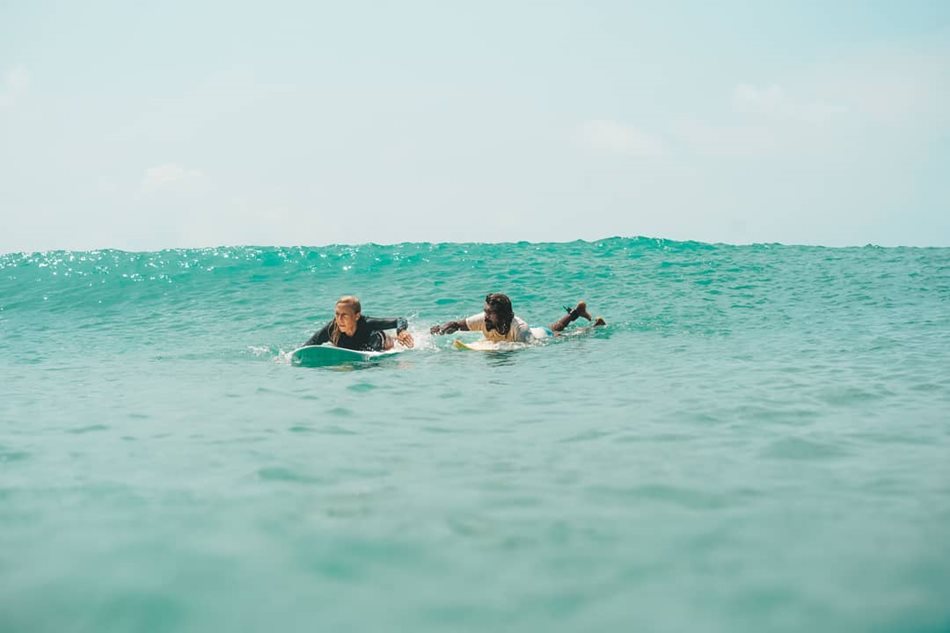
[2,1,948,252]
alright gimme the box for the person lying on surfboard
[429,293,605,343]
[304,295,414,351]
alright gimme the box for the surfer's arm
[429,319,470,335]
[304,321,332,346]
[362,316,409,333]
[363,316,414,348]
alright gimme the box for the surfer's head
[483,293,514,335]
[335,295,362,336]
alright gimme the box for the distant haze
[2,1,949,252]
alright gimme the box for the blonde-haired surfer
[304,295,414,351]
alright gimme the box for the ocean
[1,237,949,632]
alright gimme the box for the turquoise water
[1,238,949,632]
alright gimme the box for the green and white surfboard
[290,344,400,367]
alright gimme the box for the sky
[1,0,949,252]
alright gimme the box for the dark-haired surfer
[429,293,604,343]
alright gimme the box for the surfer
[429,293,605,343]
[304,296,414,351]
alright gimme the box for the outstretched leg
[550,301,606,333]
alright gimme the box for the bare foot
[572,301,593,321]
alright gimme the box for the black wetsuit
[304,316,408,351]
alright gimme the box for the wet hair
[484,293,514,334]
[336,295,362,314]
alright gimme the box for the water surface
[1,238,949,632]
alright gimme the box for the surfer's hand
[397,330,415,348]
